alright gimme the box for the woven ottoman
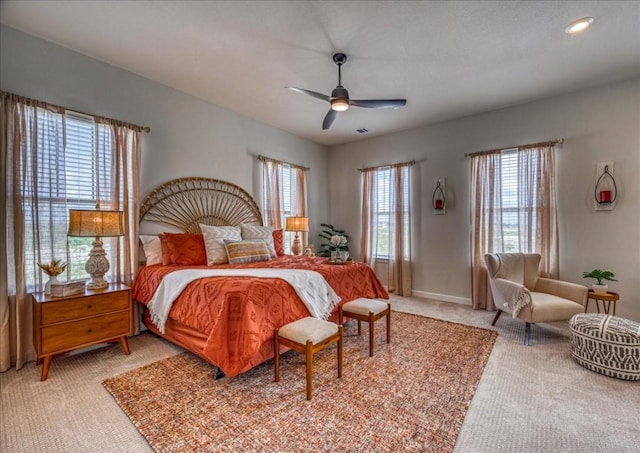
[569,313,640,381]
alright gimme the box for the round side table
[585,290,620,316]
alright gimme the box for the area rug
[103,312,497,452]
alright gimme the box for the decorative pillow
[158,233,172,265]
[272,229,285,256]
[163,233,207,266]
[200,224,242,265]
[240,224,276,257]
[139,235,162,265]
[223,240,271,264]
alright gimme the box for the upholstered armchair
[484,253,587,345]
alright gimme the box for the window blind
[22,109,114,288]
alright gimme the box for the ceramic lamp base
[291,232,302,255]
[85,238,110,290]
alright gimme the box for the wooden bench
[274,317,343,400]
[339,298,391,357]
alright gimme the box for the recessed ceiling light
[565,17,594,34]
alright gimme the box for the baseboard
[410,290,472,306]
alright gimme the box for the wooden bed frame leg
[491,309,503,326]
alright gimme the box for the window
[494,149,541,253]
[22,111,114,289]
[373,166,410,260]
[261,160,307,254]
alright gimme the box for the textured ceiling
[1,1,639,146]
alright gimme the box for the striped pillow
[224,240,272,264]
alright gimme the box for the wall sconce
[594,162,617,211]
[432,178,446,215]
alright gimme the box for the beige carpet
[102,313,496,452]
[1,295,639,453]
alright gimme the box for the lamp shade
[68,210,124,237]
[285,216,309,232]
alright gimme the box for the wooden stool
[274,317,343,401]
[339,298,391,357]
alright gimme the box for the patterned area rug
[103,312,496,452]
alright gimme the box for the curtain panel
[261,159,308,246]
[0,93,141,372]
[470,145,558,310]
[360,165,412,296]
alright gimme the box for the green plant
[317,223,349,257]
[582,269,618,285]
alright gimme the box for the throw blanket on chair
[493,278,532,318]
[147,268,341,333]
[496,254,532,317]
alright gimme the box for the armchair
[484,253,587,345]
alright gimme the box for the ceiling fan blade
[322,109,338,130]
[286,87,330,103]
[349,99,407,109]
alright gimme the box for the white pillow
[200,224,242,265]
[240,224,276,258]
[139,235,162,265]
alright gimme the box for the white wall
[0,25,330,243]
[3,26,638,321]
[329,79,640,321]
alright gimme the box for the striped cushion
[240,224,277,257]
[224,240,272,264]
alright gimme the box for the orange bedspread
[133,256,388,377]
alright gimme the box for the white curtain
[0,91,142,371]
[361,164,412,296]
[261,158,308,248]
[470,144,558,310]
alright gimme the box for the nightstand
[32,283,133,381]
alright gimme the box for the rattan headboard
[139,177,263,233]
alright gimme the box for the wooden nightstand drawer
[32,283,133,381]
[41,310,130,354]
[41,291,129,325]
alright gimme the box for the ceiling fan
[286,53,407,130]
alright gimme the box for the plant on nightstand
[582,269,617,294]
[38,259,67,295]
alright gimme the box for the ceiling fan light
[331,98,349,112]
[565,17,594,34]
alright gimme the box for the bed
[133,177,388,378]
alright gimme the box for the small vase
[45,275,60,295]
[330,251,337,261]
[338,251,349,261]
[592,283,608,295]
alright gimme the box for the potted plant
[582,269,617,294]
[38,259,67,295]
[318,223,349,258]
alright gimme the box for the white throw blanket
[147,269,341,333]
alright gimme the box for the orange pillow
[159,233,172,265]
[272,229,285,256]
[163,233,207,265]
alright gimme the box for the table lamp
[285,216,309,256]
[68,209,124,289]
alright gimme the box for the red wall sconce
[432,179,446,215]
[594,162,617,211]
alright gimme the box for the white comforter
[147,268,341,333]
